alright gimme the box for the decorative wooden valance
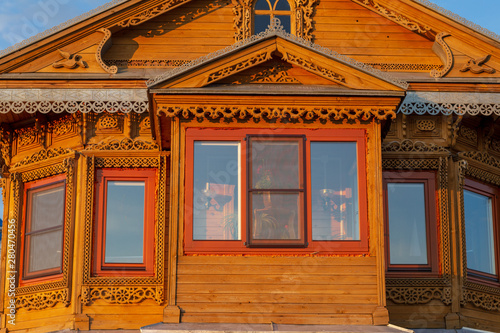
[0,89,148,114]
[398,91,500,116]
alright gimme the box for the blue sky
[0,0,499,51]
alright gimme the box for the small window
[21,174,66,281]
[383,171,438,275]
[185,128,368,254]
[94,169,156,276]
[464,179,499,282]
[254,0,291,34]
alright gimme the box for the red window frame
[20,174,66,285]
[464,178,500,285]
[383,171,439,277]
[94,168,156,277]
[184,128,368,254]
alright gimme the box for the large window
[185,128,367,254]
[21,174,66,282]
[383,171,438,275]
[464,179,499,282]
[94,169,156,276]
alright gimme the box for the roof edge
[411,0,500,43]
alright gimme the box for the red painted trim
[94,168,156,277]
[184,128,369,255]
[19,174,66,286]
[383,171,439,278]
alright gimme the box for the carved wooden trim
[82,156,167,304]
[430,32,453,78]
[460,55,496,74]
[81,286,163,305]
[463,288,500,311]
[96,28,118,74]
[206,51,273,85]
[52,49,87,69]
[12,157,75,311]
[281,51,346,84]
[85,137,159,151]
[158,104,396,121]
[368,63,443,72]
[16,289,70,311]
[12,148,74,169]
[382,139,449,153]
[386,287,452,305]
[105,59,191,68]
[115,0,192,28]
[351,0,434,40]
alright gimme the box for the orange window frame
[383,171,439,277]
[184,128,368,254]
[464,178,500,286]
[20,174,66,285]
[94,168,156,277]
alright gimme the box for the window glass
[275,15,291,31]
[274,0,290,11]
[255,0,271,10]
[387,183,427,265]
[25,182,65,276]
[104,181,145,264]
[254,0,291,34]
[193,142,240,241]
[254,15,271,34]
[311,142,359,241]
[464,189,496,275]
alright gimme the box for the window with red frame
[94,169,156,276]
[383,171,439,275]
[185,128,368,254]
[21,174,66,282]
[464,178,500,283]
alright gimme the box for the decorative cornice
[85,137,159,151]
[398,92,500,116]
[0,89,148,114]
[147,18,409,89]
[12,148,74,169]
[382,139,449,153]
[460,151,500,170]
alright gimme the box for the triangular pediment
[147,27,408,91]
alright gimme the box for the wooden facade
[0,0,499,332]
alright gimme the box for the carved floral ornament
[398,92,500,116]
[0,89,148,114]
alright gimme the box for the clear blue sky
[0,0,499,51]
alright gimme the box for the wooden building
[0,0,499,332]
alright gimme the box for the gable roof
[146,19,409,90]
[0,0,499,64]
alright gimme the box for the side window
[464,178,499,282]
[21,174,66,282]
[94,169,156,276]
[254,0,292,34]
[383,171,438,275]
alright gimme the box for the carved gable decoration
[147,21,408,91]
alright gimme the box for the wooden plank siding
[176,256,379,325]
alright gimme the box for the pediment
[147,27,408,91]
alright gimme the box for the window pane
[251,192,302,240]
[311,142,359,240]
[464,189,496,275]
[29,185,65,231]
[255,0,271,10]
[28,230,63,273]
[105,181,145,263]
[193,142,240,240]
[251,139,301,189]
[254,14,270,34]
[387,183,428,265]
[275,15,291,32]
[274,0,290,11]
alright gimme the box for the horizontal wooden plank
[82,304,163,315]
[179,255,377,266]
[89,314,163,330]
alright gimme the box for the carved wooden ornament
[52,49,87,69]
[460,55,496,74]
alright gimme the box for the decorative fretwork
[463,289,500,311]
[459,126,478,146]
[82,156,167,304]
[232,0,318,42]
[81,286,163,305]
[116,0,192,27]
[431,32,453,78]
[386,287,452,305]
[12,148,74,169]
[461,151,500,170]
[139,117,152,132]
[96,28,118,74]
[86,137,159,151]
[0,89,149,114]
[416,119,436,132]
[206,51,273,85]
[52,49,87,69]
[12,157,75,311]
[282,52,346,84]
[233,63,301,84]
[97,114,119,130]
[352,0,434,39]
[16,289,69,311]
[382,139,448,153]
[15,126,39,148]
[104,59,191,68]
[158,105,396,121]
[49,115,77,137]
[148,18,408,89]
[367,63,443,72]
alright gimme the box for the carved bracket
[96,28,118,74]
[431,32,453,78]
